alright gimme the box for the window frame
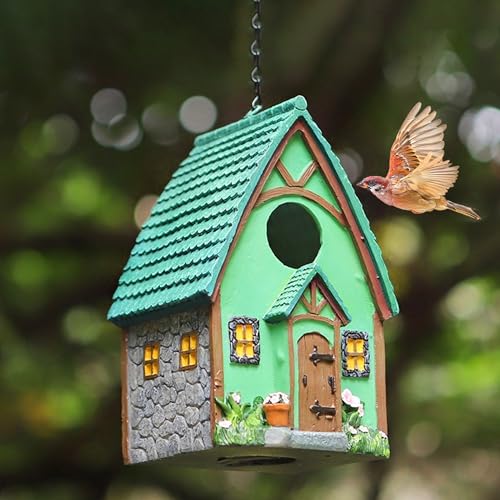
[143,342,160,380]
[179,332,198,371]
[228,317,260,365]
[342,331,370,377]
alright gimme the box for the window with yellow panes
[144,342,160,379]
[229,317,260,365]
[342,331,370,377]
[179,333,198,370]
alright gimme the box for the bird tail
[446,200,481,221]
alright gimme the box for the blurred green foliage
[1,0,499,499]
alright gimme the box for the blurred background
[1,0,499,499]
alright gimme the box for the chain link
[250,0,262,111]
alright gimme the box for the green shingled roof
[108,95,398,326]
[264,263,351,324]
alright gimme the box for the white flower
[348,425,358,435]
[264,392,290,404]
[231,392,241,404]
[359,426,369,433]
[358,404,364,417]
[218,419,232,428]
[350,394,361,408]
[341,388,353,405]
[342,388,361,408]
[379,431,388,439]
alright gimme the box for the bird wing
[393,154,459,199]
[388,102,447,178]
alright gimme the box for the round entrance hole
[266,202,321,268]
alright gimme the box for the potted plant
[214,392,267,446]
[263,392,290,426]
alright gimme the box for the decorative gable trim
[257,186,345,226]
[213,117,397,321]
[264,263,351,325]
[275,159,317,188]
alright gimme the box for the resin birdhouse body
[108,96,398,471]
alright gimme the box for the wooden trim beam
[292,313,336,327]
[209,293,224,434]
[288,318,295,428]
[297,161,317,187]
[310,280,317,311]
[275,160,297,187]
[316,298,328,315]
[373,312,388,433]
[121,330,130,464]
[276,159,318,188]
[257,187,345,226]
[333,318,342,432]
[316,280,350,326]
[300,295,314,313]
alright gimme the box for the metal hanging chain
[250,0,262,111]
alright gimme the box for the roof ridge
[194,95,307,147]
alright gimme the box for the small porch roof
[264,263,351,325]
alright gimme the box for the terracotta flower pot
[263,403,290,427]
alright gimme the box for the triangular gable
[215,116,398,321]
[108,96,398,327]
[264,263,351,325]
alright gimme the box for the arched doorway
[297,332,341,432]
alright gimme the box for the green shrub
[214,393,268,446]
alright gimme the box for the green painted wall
[219,137,380,429]
[280,132,313,180]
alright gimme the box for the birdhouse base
[130,429,385,473]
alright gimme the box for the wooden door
[298,333,340,432]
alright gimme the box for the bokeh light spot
[444,281,484,321]
[134,194,158,228]
[42,114,79,154]
[430,232,470,269]
[459,106,500,162]
[63,306,105,345]
[179,95,217,134]
[377,217,423,266]
[338,148,364,182]
[407,421,442,458]
[8,250,50,289]
[91,115,143,151]
[142,103,179,145]
[61,169,100,216]
[90,88,127,125]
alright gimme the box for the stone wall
[126,309,212,464]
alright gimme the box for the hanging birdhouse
[108,95,399,472]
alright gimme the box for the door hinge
[309,400,336,418]
[309,346,334,365]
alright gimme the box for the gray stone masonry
[126,309,212,464]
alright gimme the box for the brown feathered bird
[357,103,481,220]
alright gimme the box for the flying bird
[357,103,481,220]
